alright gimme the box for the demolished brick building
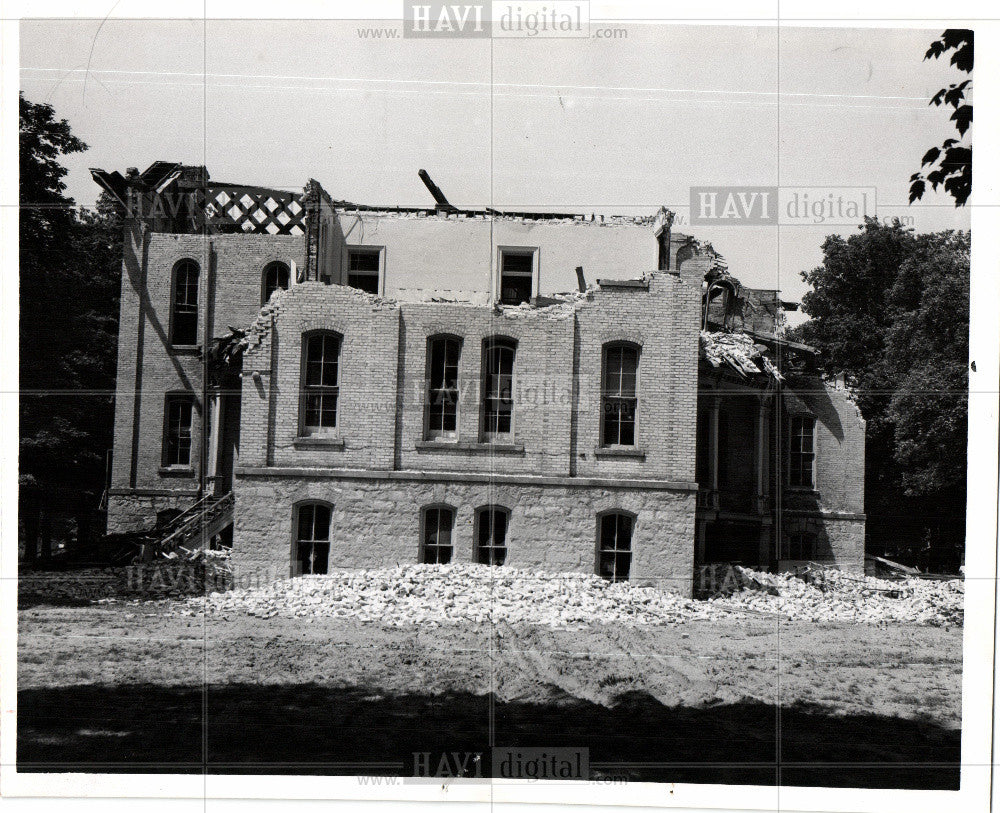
[93,163,865,595]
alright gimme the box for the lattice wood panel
[198,186,306,235]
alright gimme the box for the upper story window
[482,338,516,441]
[300,332,341,436]
[789,415,816,488]
[426,335,461,439]
[422,506,454,564]
[601,343,639,446]
[498,248,535,305]
[170,259,199,346]
[261,261,290,304]
[656,227,670,271]
[346,247,382,295]
[295,502,331,575]
[163,393,194,468]
[597,511,633,583]
[475,507,509,566]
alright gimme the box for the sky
[19,20,972,318]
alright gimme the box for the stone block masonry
[231,469,698,595]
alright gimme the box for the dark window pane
[263,263,290,303]
[173,312,198,346]
[165,397,193,465]
[600,514,617,549]
[477,510,490,545]
[298,504,315,541]
[349,250,380,272]
[348,273,379,294]
[313,505,330,541]
[500,252,534,305]
[438,510,453,546]
[312,542,330,574]
[598,512,632,582]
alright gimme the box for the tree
[883,231,969,497]
[794,219,969,568]
[19,93,122,560]
[910,29,973,207]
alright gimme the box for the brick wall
[574,275,702,482]
[241,273,702,484]
[243,282,400,471]
[107,229,305,533]
[780,376,866,571]
[395,302,576,477]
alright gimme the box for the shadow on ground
[17,683,959,789]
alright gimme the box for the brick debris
[163,563,962,627]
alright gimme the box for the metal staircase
[143,492,234,561]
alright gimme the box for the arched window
[300,332,341,435]
[475,506,509,566]
[170,259,199,346]
[294,502,331,575]
[421,506,454,564]
[482,338,516,440]
[426,335,461,439]
[601,343,639,446]
[597,511,634,583]
[261,261,290,304]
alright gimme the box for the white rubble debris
[708,566,964,626]
[165,563,963,628]
[700,330,782,381]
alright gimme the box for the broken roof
[700,330,783,382]
[92,162,678,229]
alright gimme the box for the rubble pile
[173,564,715,625]
[700,330,782,381]
[167,563,963,627]
[20,549,234,606]
[707,566,964,626]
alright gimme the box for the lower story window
[296,502,331,575]
[597,512,633,582]
[475,507,509,566]
[781,532,816,560]
[422,506,454,564]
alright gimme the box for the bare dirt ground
[17,601,962,788]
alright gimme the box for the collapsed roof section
[700,331,783,382]
[91,162,308,236]
[694,259,816,384]
[91,163,677,234]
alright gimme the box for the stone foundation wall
[781,513,865,574]
[232,469,698,595]
[106,492,198,534]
